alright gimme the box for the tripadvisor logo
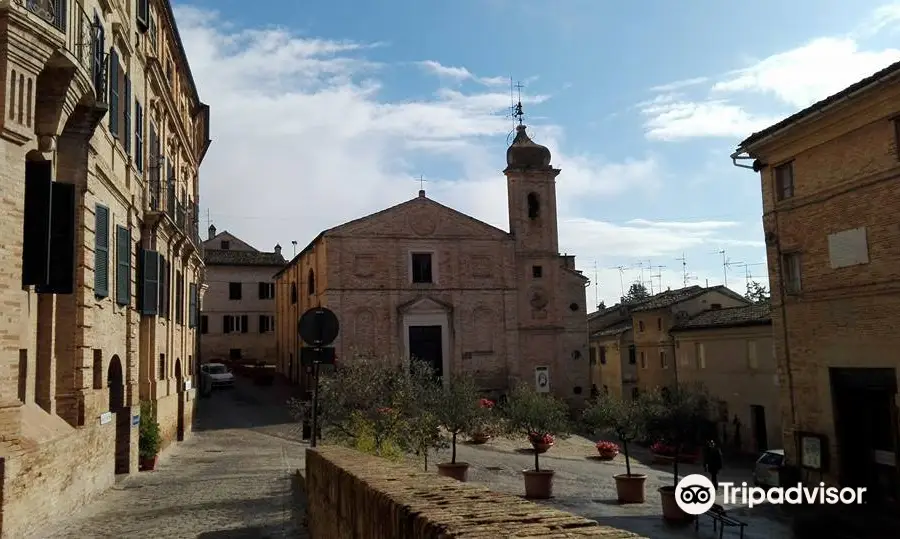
[675,474,866,513]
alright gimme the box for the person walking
[703,439,723,491]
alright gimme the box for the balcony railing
[147,175,201,247]
[23,0,65,32]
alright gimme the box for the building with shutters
[0,1,210,536]
[200,226,286,365]
[273,115,591,408]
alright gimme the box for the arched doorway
[175,359,184,441]
[107,355,129,474]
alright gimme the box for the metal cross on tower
[415,175,427,191]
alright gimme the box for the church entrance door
[408,325,443,378]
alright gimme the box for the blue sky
[176,0,900,309]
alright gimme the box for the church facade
[273,123,590,406]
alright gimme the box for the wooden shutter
[108,48,119,135]
[21,160,53,286]
[164,259,171,318]
[135,101,143,171]
[188,283,197,327]
[139,249,159,315]
[115,225,131,305]
[122,75,131,154]
[241,315,249,334]
[157,254,166,314]
[175,271,184,324]
[136,0,149,32]
[37,182,76,295]
[94,205,110,297]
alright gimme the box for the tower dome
[506,124,552,170]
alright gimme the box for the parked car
[753,449,785,487]
[200,363,235,389]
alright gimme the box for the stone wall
[305,446,645,538]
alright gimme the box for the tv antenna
[710,249,742,288]
[735,262,766,293]
[592,260,600,308]
[675,253,689,287]
[634,260,654,293]
[651,264,666,295]
[608,265,630,298]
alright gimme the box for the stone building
[732,59,900,501]
[201,226,285,364]
[588,285,749,399]
[0,1,210,536]
[671,303,779,455]
[274,120,590,406]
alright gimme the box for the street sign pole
[310,358,320,448]
[298,307,340,449]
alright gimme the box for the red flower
[479,398,495,409]
[377,407,393,414]
[595,440,619,452]
[651,441,676,456]
[528,432,554,445]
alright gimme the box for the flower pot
[614,473,647,504]
[140,455,159,471]
[436,462,470,482]
[597,449,619,460]
[532,442,553,454]
[522,469,554,499]
[659,486,692,522]
[470,433,491,444]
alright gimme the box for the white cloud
[417,60,508,87]
[177,5,756,290]
[639,5,900,141]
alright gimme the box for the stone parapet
[306,445,646,538]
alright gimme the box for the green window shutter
[94,205,110,298]
[115,225,131,305]
[108,48,119,136]
[139,250,159,315]
[123,76,132,155]
[189,283,197,328]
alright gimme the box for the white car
[201,363,235,389]
[752,449,785,488]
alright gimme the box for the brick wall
[305,445,646,539]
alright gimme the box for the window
[121,73,131,154]
[91,14,105,98]
[747,340,758,369]
[158,353,166,379]
[229,349,242,360]
[92,350,103,390]
[258,315,274,333]
[696,342,706,369]
[135,100,144,172]
[411,253,433,283]
[782,253,802,294]
[138,249,160,315]
[290,282,297,304]
[258,282,275,299]
[188,283,197,328]
[660,350,668,369]
[136,0,149,31]
[589,347,597,365]
[165,59,173,85]
[774,162,794,201]
[200,315,208,334]
[657,318,662,330]
[628,345,636,364]
[220,240,230,250]
[223,314,249,334]
[640,351,646,369]
[307,268,316,295]
[108,48,120,136]
[527,192,540,220]
[532,265,542,278]
[569,303,579,311]
[599,347,607,365]
[175,271,184,325]
[229,282,242,300]
[115,225,131,306]
[638,320,644,332]
[94,205,110,298]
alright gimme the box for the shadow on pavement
[195,524,289,538]
[193,377,297,432]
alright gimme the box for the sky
[175,0,900,311]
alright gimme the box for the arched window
[290,283,297,304]
[307,269,315,296]
[527,192,540,220]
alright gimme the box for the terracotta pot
[140,455,158,471]
[659,486,692,522]
[470,433,491,444]
[522,469,554,499]
[532,442,553,454]
[597,449,619,460]
[614,473,647,504]
[436,462,470,482]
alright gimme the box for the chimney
[274,244,282,256]
[208,224,216,240]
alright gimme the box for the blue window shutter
[123,76,131,155]
[115,225,131,305]
[108,49,119,135]
[94,205,110,297]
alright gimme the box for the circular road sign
[298,307,340,346]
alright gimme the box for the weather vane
[513,80,525,125]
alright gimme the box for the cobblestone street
[32,380,307,539]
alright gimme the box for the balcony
[147,174,201,249]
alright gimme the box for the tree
[582,393,647,477]
[745,280,770,304]
[643,383,713,488]
[435,374,487,465]
[500,383,571,472]
[622,282,650,303]
[400,361,448,470]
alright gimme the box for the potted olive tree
[434,374,484,482]
[501,383,571,499]
[582,392,649,504]
[644,383,712,522]
[401,361,449,471]
[139,401,162,471]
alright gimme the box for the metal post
[310,358,320,448]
